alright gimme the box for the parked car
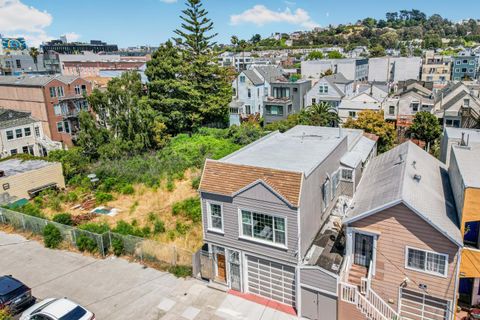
[0,275,35,314]
[20,298,95,320]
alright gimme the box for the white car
[20,298,95,320]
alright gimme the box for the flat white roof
[0,159,54,178]
[222,126,363,175]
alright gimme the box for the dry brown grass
[40,169,203,253]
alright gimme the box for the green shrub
[166,178,175,192]
[120,184,135,195]
[66,191,79,203]
[47,196,62,212]
[113,220,144,237]
[52,213,73,226]
[141,226,151,237]
[76,234,97,253]
[0,308,13,320]
[16,203,45,218]
[111,237,124,256]
[95,192,114,204]
[43,224,62,249]
[168,265,192,278]
[153,220,165,234]
[78,222,110,234]
[175,222,189,235]
[171,197,201,222]
[191,176,201,190]
[147,212,157,222]
[167,230,176,240]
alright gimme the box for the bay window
[406,247,447,277]
[241,210,286,246]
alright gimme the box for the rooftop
[0,109,37,129]
[0,159,55,178]
[451,143,480,189]
[0,75,79,87]
[444,127,480,141]
[345,141,462,246]
[222,126,364,176]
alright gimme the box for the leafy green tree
[307,51,324,60]
[87,71,162,154]
[77,111,109,159]
[380,31,399,48]
[410,111,442,150]
[250,34,261,44]
[327,51,343,59]
[305,102,340,127]
[343,110,396,153]
[173,0,231,128]
[370,45,386,57]
[29,47,40,71]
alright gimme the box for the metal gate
[229,250,241,291]
[246,255,296,306]
[400,288,451,320]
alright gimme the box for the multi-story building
[338,92,382,122]
[198,126,378,317]
[59,53,147,78]
[447,141,480,308]
[301,58,368,81]
[452,55,478,81]
[0,75,92,146]
[421,51,452,84]
[263,79,311,124]
[434,82,480,129]
[368,57,422,83]
[440,127,480,165]
[229,66,286,125]
[304,73,354,108]
[41,39,118,54]
[0,109,61,158]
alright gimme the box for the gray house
[198,126,377,317]
[263,79,312,124]
[304,73,354,109]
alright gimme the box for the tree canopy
[409,111,442,150]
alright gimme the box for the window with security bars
[341,168,353,181]
[241,210,286,245]
[208,203,223,231]
[407,247,447,276]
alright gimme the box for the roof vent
[413,174,422,182]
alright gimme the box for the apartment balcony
[58,94,87,101]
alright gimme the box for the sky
[1,0,480,48]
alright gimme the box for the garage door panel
[246,255,296,307]
[400,288,449,320]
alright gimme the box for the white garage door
[400,288,451,320]
[246,255,296,306]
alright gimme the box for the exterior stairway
[348,264,367,289]
[340,263,402,320]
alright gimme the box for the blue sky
[1,0,479,47]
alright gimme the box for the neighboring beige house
[421,51,452,85]
[0,109,61,158]
[0,159,65,203]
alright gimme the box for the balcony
[58,94,86,101]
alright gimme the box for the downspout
[452,246,462,320]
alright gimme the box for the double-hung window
[240,210,286,246]
[207,202,223,232]
[341,168,353,182]
[15,128,22,138]
[406,247,447,277]
[24,127,31,137]
[6,130,14,140]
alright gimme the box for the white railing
[340,258,402,320]
[340,255,352,282]
[367,289,401,320]
[340,282,357,304]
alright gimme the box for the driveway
[0,231,297,320]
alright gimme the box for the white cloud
[230,5,319,29]
[160,0,177,3]
[64,32,81,42]
[0,0,53,46]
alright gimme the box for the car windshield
[58,306,87,320]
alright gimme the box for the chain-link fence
[0,208,193,267]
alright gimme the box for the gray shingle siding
[201,185,299,264]
[299,138,348,257]
[299,268,338,294]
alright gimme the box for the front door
[354,233,374,268]
[217,253,226,282]
[229,250,241,291]
[459,278,474,306]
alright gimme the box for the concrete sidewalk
[0,231,297,320]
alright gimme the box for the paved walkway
[0,231,297,320]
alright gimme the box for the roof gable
[345,141,462,246]
[199,160,303,207]
[233,180,292,206]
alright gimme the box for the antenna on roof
[413,174,422,182]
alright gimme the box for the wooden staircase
[348,264,367,289]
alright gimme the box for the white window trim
[237,208,288,249]
[206,201,224,234]
[404,246,448,278]
[340,167,354,182]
